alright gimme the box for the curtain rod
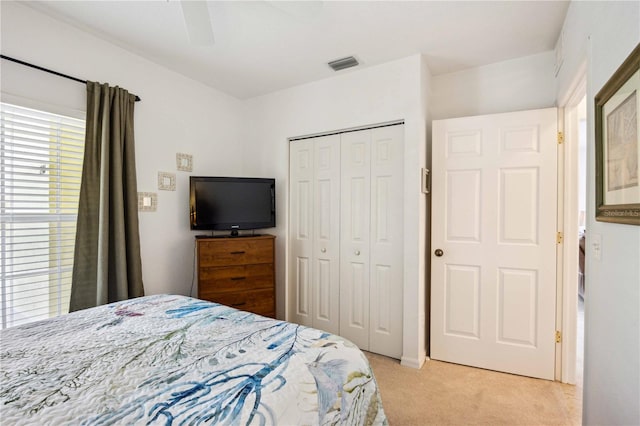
[0,54,141,102]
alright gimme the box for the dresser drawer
[207,289,275,318]
[198,238,273,267]
[199,264,274,294]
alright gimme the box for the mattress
[0,294,386,425]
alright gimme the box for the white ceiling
[26,1,570,100]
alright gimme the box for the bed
[0,294,386,425]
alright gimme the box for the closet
[288,124,404,359]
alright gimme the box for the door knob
[434,249,444,257]
[354,250,360,256]
[321,248,326,253]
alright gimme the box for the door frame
[557,60,587,384]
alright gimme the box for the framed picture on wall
[595,43,640,225]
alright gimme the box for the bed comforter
[0,295,386,425]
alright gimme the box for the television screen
[190,177,275,232]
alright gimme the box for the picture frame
[157,171,176,191]
[176,153,193,172]
[137,192,157,212]
[595,43,640,225]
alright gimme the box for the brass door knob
[434,249,444,257]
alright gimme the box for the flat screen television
[190,176,275,234]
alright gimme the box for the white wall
[243,54,429,367]
[556,2,640,424]
[1,2,246,297]
[431,51,557,120]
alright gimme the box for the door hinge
[556,232,563,244]
[557,131,564,144]
[555,330,562,343]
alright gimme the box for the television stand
[196,234,275,318]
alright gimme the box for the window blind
[0,102,85,329]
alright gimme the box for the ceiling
[26,1,570,100]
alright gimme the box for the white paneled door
[289,138,315,329]
[367,126,404,357]
[289,135,341,335]
[289,124,404,359]
[340,126,404,358]
[312,135,341,334]
[340,130,372,349]
[431,108,558,380]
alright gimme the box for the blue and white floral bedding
[0,295,386,425]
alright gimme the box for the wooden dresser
[196,235,275,318]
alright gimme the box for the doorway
[576,95,586,390]
[559,70,587,387]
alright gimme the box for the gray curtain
[70,81,144,311]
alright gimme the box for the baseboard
[401,355,427,369]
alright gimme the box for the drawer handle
[231,277,246,281]
[232,302,247,307]
[230,251,246,255]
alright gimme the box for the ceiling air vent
[328,56,359,71]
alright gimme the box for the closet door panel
[369,125,404,358]
[312,135,341,334]
[289,124,404,359]
[288,140,314,326]
[340,130,371,349]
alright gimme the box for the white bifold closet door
[289,125,403,359]
[289,134,341,334]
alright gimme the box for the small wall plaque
[138,192,157,212]
[158,171,176,191]
[176,153,193,172]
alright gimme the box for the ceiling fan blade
[180,0,215,46]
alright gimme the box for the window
[0,102,85,329]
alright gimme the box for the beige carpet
[366,352,581,426]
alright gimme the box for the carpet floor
[366,352,582,426]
